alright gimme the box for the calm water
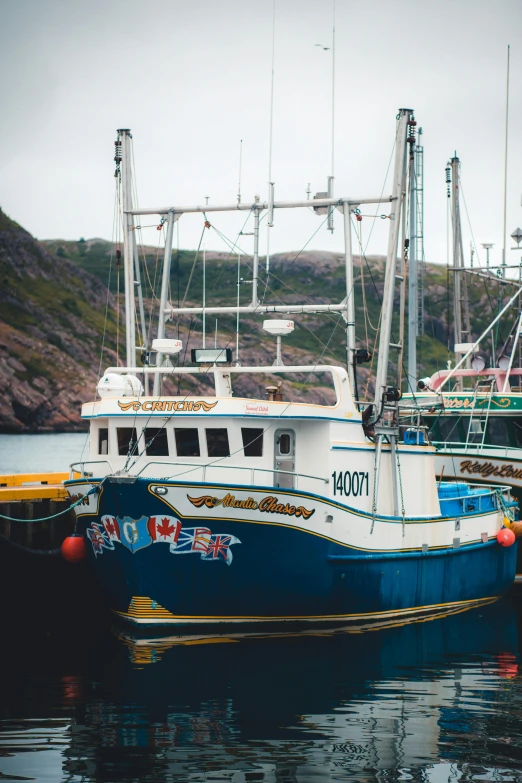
[2,598,522,782]
[2,436,522,780]
[0,433,88,473]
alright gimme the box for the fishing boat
[64,110,517,629]
[402,153,522,503]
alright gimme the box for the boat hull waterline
[66,477,517,628]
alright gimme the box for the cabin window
[437,417,461,443]
[242,427,263,457]
[175,428,200,457]
[144,427,169,457]
[279,433,291,454]
[206,428,230,457]
[486,417,510,447]
[98,427,108,455]
[513,418,522,447]
[117,427,138,456]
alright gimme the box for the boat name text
[188,493,315,520]
[460,459,522,480]
[443,397,511,410]
[117,400,218,413]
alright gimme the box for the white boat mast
[117,129,137,368]
[449,154,471,390]
[407,125,424,388]
[373,108,413,414]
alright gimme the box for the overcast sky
[1,0,521,270]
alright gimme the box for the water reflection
[1,598,522,782]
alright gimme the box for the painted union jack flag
[86,522,114,556]
[201,534,241,565]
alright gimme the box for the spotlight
[354,348,372,364]
[471,355,486,372]
[384,386,402,403]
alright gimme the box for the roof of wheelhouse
[83,364,361,422]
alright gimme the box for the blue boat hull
[71,478,517,627]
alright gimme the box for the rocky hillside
[0,210,118,432]
[1,208,518,432]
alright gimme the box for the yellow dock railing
[0,472,69,502]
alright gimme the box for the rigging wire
[208,219,345,355]
[125,209,349,470]
[79,179,121,464]
[181,223,208,308]
[158,311,345,481]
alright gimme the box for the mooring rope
[0,484,100,523]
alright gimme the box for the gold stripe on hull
[113,595,498,625]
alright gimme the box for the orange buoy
[497,528,516,547]
[61,533,86,562]
[509,521,522,539]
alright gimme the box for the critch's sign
[117,400,218,413]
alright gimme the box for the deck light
[191,348,233,364]
[471,355,486,372]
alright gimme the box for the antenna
[328,0,336,233]
[331,0,336,182]
[502,44,510,277]
[266,0,276,276]
[237,139,243,205]
[482,243,494,268]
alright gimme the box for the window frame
[143,426,170,457]
[174,427,201,457]
[205,428,231,458]
[116,426,139,457]
[241,427,264,457]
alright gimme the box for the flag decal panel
[86,514,241,564]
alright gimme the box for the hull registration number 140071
[331,471,369,497]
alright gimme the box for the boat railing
[133,460,330,489]
[439,484,512,501]
[69,460,115,478]
[434,441,516,457]
[68,459,329,489]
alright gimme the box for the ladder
[464,379,495,453]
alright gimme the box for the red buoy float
[61,533,86,562]
[496,528,516,547]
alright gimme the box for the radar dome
[263,320,294,336]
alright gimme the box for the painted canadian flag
[101,515,121,542]
[148,515,182,544]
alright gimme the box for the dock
[0,472,75,550]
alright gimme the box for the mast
[450,155,471,389]
[153,209,176,396]
[118,129,137,368]
[407,125,424,388]
[343,201,355,390]
[502,44,510,276]
[407,130,417,388]
[373,108,413,414]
